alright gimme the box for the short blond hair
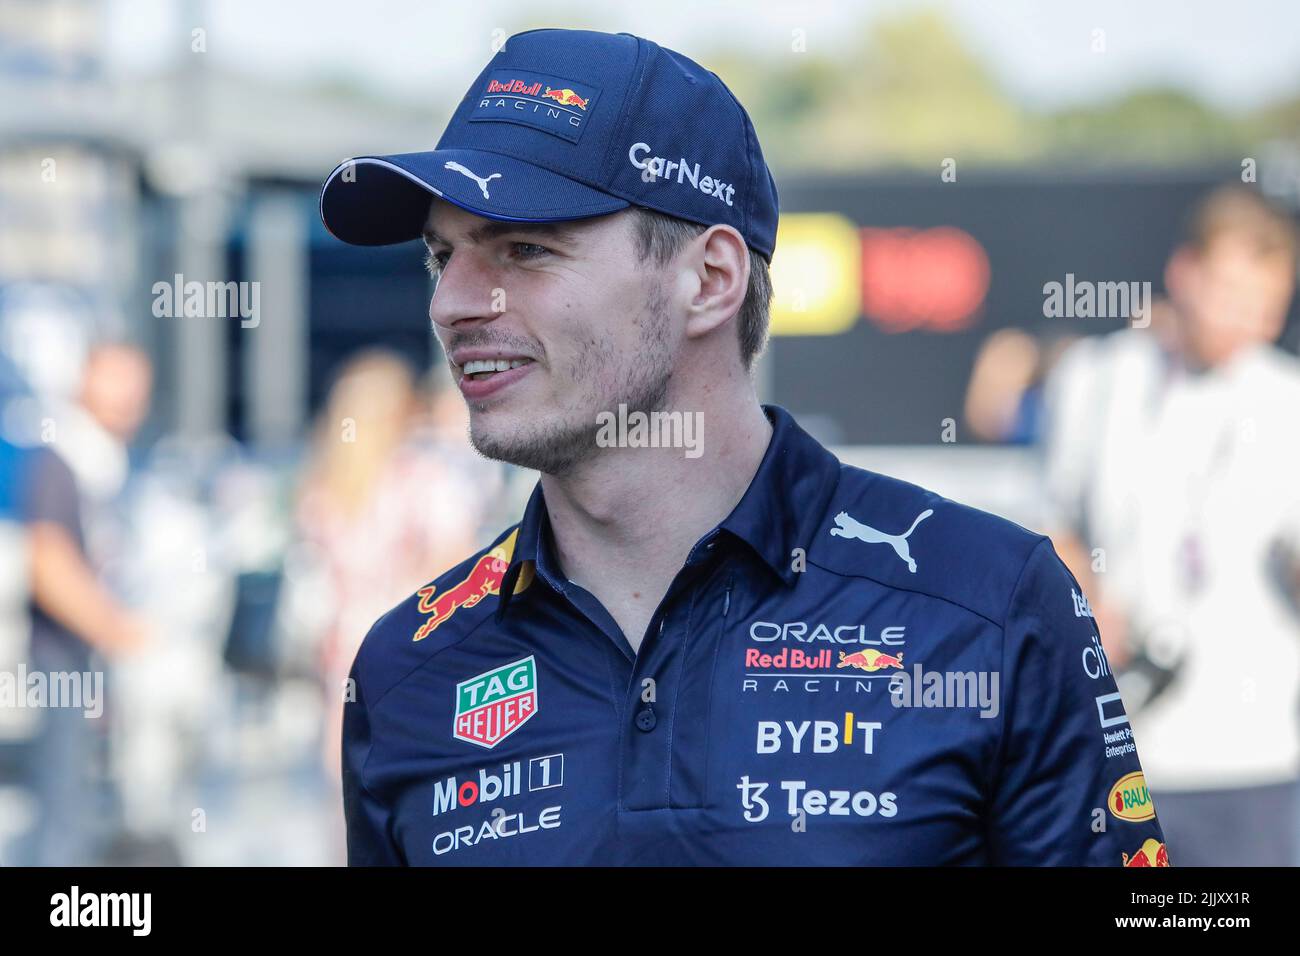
[627,206,773,370]
[1185,185,1299,264]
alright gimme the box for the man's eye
[424,250,449,275]
[512,242,550,260]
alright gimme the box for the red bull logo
[541,87,589,109]
[412,530,532,641]
[745,647,832,670]
[1122,838,1171,867]
[837,649,904,672]
[485,78,544,97]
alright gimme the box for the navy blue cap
[319,28,779,261]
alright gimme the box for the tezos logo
[737,776,897,823]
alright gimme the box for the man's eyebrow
[421,220,583,248]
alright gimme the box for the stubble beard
[467,281,674,476]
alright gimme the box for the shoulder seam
[802,552,1030,630]
[1000,535,1052,629]
[366,584,514,714]
[359,522,525,712]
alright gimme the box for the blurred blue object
[0,438,21,518]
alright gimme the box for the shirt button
[635,708,657,732]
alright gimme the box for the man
[321,28,1166,866]
[1043,185,1300,866]
[16,342,152,865]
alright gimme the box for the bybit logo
[755,713,882,755]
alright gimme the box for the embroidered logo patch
[469,69,601,143]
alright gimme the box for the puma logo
[829,508,934,573]
[444,161,502,200]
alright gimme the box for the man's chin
[467,409,597,476]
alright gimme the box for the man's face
[1168,234,1295,367]
[425,200,677,475]
[81,346,152,442]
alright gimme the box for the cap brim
[319,149,630,246]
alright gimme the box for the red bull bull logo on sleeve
[412,529,532,642]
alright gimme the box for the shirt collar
[717,404,843,584]
[496,403,842,622]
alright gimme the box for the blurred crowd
[966,184,1300,865]
[1,183,1298,866]
[0,340,517,865]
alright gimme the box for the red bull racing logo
[742,621,911,695]
[471,69,600,144]
[485,78,544,97]
[837,649,904,672]
[540,87,588,109]
[481,79,587,110]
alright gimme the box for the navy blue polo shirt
[343,404,1169,866]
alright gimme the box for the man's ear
[683,225,750,342]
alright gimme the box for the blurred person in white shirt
[1042,185,1300,866]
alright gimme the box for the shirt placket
[618,533,727,811]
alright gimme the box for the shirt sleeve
[986,538,1170,866]
[20,447,81,536]
[342,661,406,866]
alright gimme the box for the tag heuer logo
[454,656,538,749]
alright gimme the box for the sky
[104,0,1300,112]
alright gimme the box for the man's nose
[428,251,504,332]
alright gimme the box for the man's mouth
[459,357,535,382]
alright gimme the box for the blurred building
[0,0,453,450]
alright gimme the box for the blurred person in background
[1042,185,1300,865]
[965,328,1079,445]
[14,342,153,865]
[292,351,500,805]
